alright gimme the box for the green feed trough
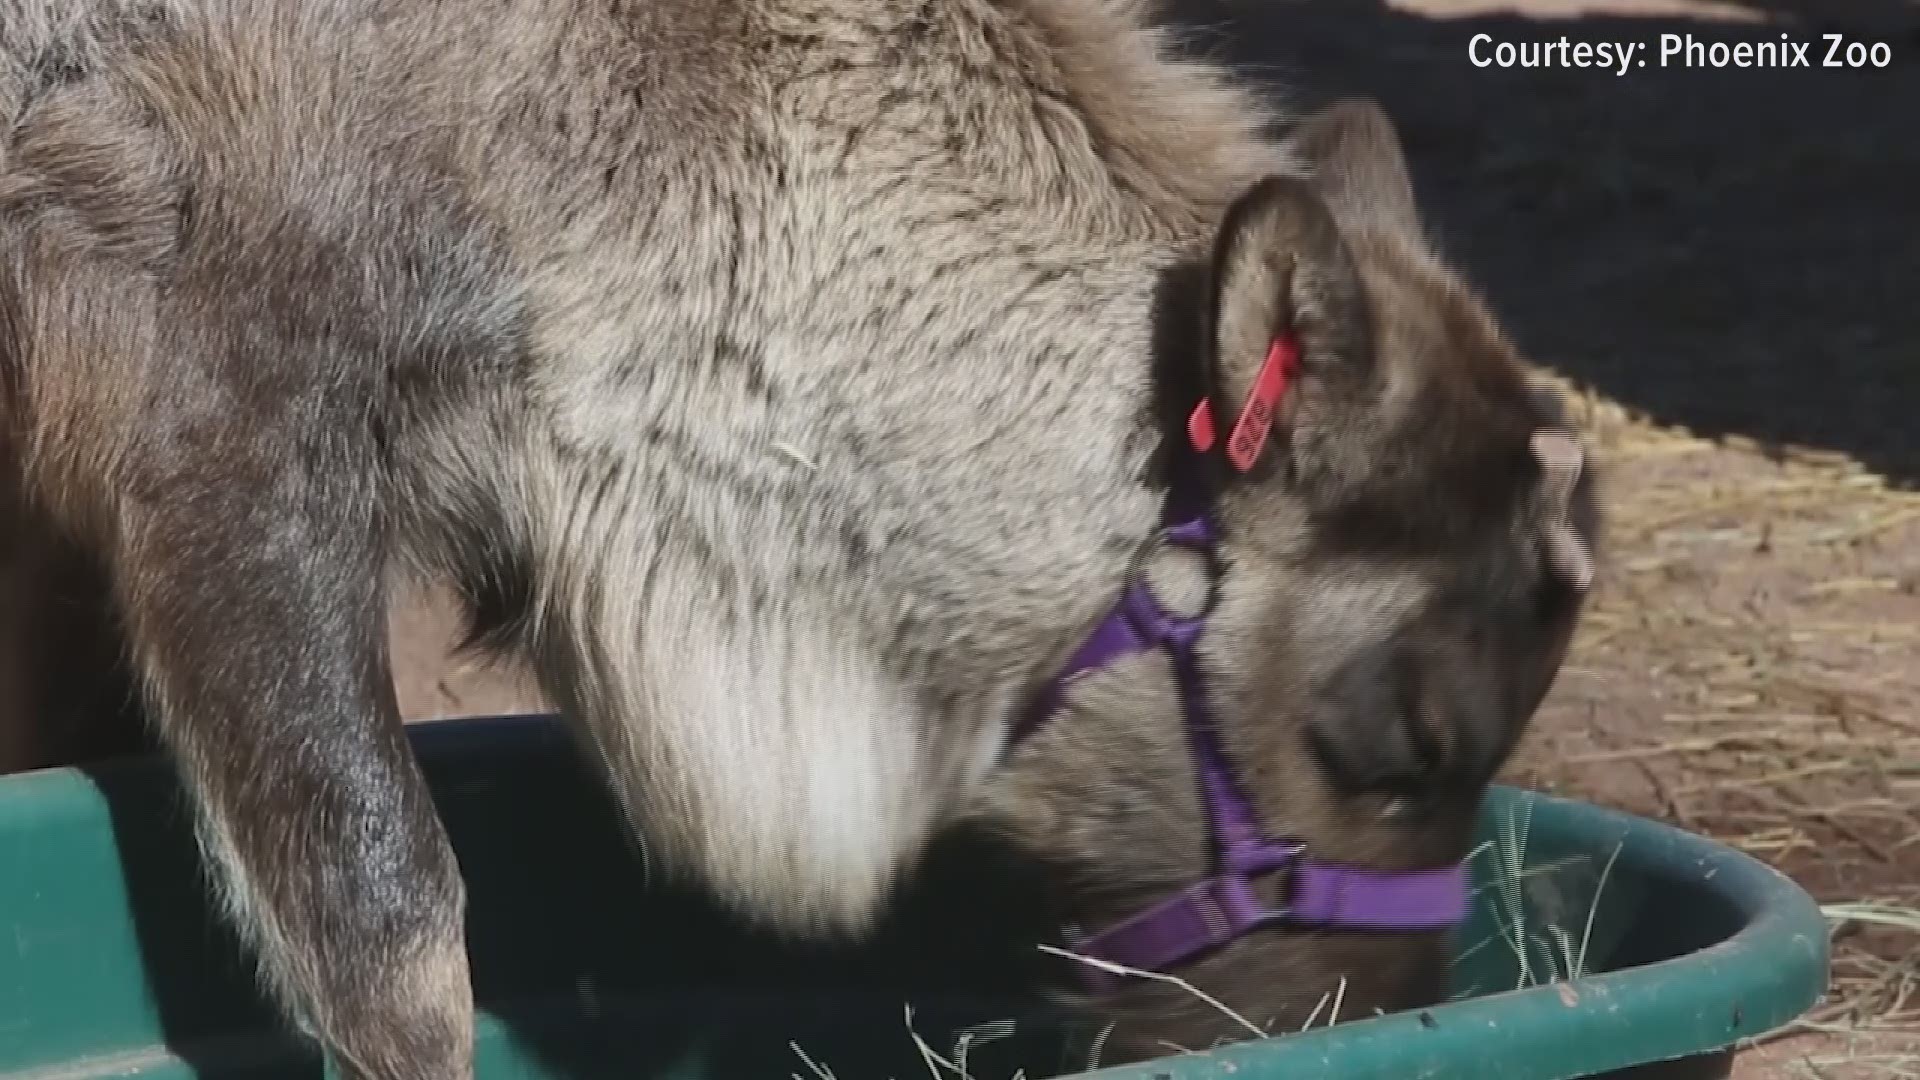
[0,713,1828,1080]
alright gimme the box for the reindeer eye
[1531,560,1580,624]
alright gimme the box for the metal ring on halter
[1118,518,1224,630]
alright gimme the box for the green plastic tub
[0,713,1828,1080]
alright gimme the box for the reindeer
[0,0,1600,1075]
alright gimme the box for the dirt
[378,1,1920,1076]
[388,585,545,721]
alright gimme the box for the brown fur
[0,0,1599,1074]
[980,118,1599,1054]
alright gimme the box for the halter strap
[1009,501,1468,994]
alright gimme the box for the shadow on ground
[1158,0,1920,484]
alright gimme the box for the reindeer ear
[1291,97,1421,240]
[1199,174,1371,474]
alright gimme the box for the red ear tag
[1225,335,1300,472]
[1187,399,1217,453]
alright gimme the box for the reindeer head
[978,98,1600,1060]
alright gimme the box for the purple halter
[1007,498,1469,995]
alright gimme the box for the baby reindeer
[0,0,1599,1075]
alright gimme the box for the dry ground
[383,0,1918,1076]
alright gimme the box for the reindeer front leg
[96,422,473,1079]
